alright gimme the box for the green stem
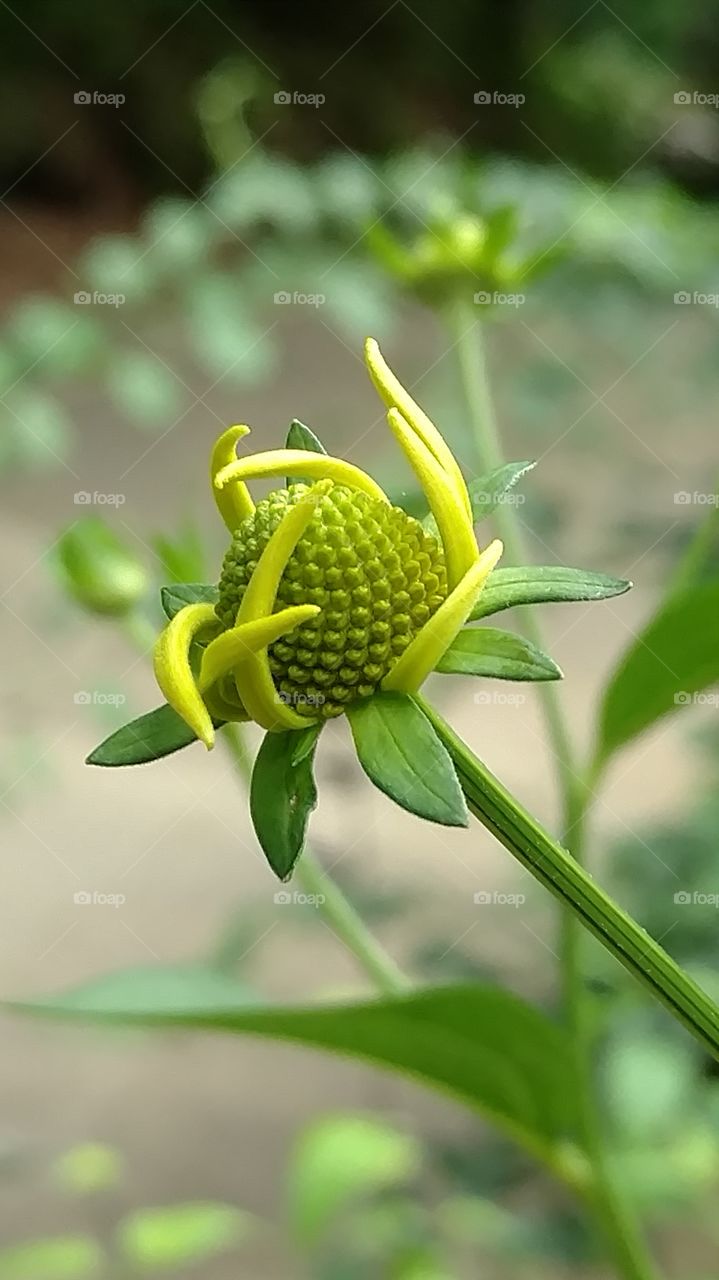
[445,301,663,1280]
[221,727,407,994]
[420,697,719,1062]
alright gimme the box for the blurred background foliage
[2,1,719,1277]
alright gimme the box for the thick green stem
[420,697,719,1062]
[221,726,407,994]
[444,302,664,1280]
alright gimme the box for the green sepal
[250,728,320,880]
[346,692,468,828]
[436,626,562,682]
[285,419,327,486]
[161,582,218,621]
[470,566,631,621]
[86,703,222,767]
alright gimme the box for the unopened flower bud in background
[56,517,148,618]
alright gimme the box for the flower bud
[57,518,147,618]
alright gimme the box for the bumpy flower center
[216,484,448,719]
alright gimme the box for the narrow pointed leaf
[470,566,630,621]
[14,968,582,1163]
[596,581,719,768]
[161,582,218,621]
[347,693,468,827]
[285,419,327,486]
[467,461,535,522]
[250,729,319,880]
[436,627,562,682]
[86,703,219,767]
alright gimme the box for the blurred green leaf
[602,1033,697,1142]
[436,627,562,681]
[18,969,582,1162]
[186,272,277,384]
[8,297,103,376]
[347,693,468,827]
[106,353,183,428]
[117,1202,250,1271]
[3,391,74,469]
[0,1237,103,1280]
[467,462,535,522]
[287,1113,420,1246]
[596,583,719,767]
[57,518,147,618]
[470,565,631,621]
[153,526,209,586]
[52,1143,123,1195]
[141,198,214,273]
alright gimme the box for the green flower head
[153,339,502,746]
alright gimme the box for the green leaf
[117,1203,250,1271]
[285,418,327,485]
[250,729,319,880]
[470,566,630,621]
[52,1143,123,1195]
[346,693,468,827]
[86,703,206,767]
[436,627,562,682]
[0,1236,103,1280]
[596,582,719,767]
[160,582,218,621]
[467,462,535,522]
[288,1113,420,1246]
[17,968,581,1164]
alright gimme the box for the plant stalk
[444,301,663,1280]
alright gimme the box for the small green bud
[57,517,147,617]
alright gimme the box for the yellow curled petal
[153,603,220,749]
[211,425,255,531]
[215,450,388,504]
[365,337,472,521]
[235,480,334,731]
[199,605,320,692]
[387,408,477,590]
[382,539,503,694]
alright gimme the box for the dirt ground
[0,208,714,1275]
